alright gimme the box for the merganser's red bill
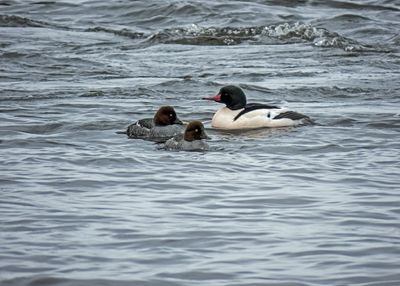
[202,93,221,102]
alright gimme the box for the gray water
[1,1,400,285]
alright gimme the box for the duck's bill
[174,118,183,125]
[202,94,221,102]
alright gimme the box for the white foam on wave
[262,22,368,51]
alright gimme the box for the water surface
[1,1,400,285]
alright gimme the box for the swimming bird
[126,106,183,141]
[203,85,312,129]
[164,120,209,151]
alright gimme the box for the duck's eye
[169,113,173,117]
[195,128,199,132]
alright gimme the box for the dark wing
[172,133,184,141]
[136,118,154,129]
[273,111,308,120]
[234,103,279,121]
[126,118,153,137]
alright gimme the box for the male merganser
[203,85,312,129]
[164,120,209,151]
[126,106,183,141]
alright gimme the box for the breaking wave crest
[94,23,381,52]
[1,14,383,52]
[151,23,381,51]
[262,23,372,52]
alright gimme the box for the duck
[203,85,313,130]
[164,120,209,151]
[126,106,184,141]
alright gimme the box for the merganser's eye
[195,128,199,132]
[169,113,173,117]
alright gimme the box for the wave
[0,14,69,30]
[85,26,144,39]
[89,22,383,52]
[0,14,51,28]
[261,22,369,51]
[0,14,385,52]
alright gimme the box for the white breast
[211,107,241,129]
